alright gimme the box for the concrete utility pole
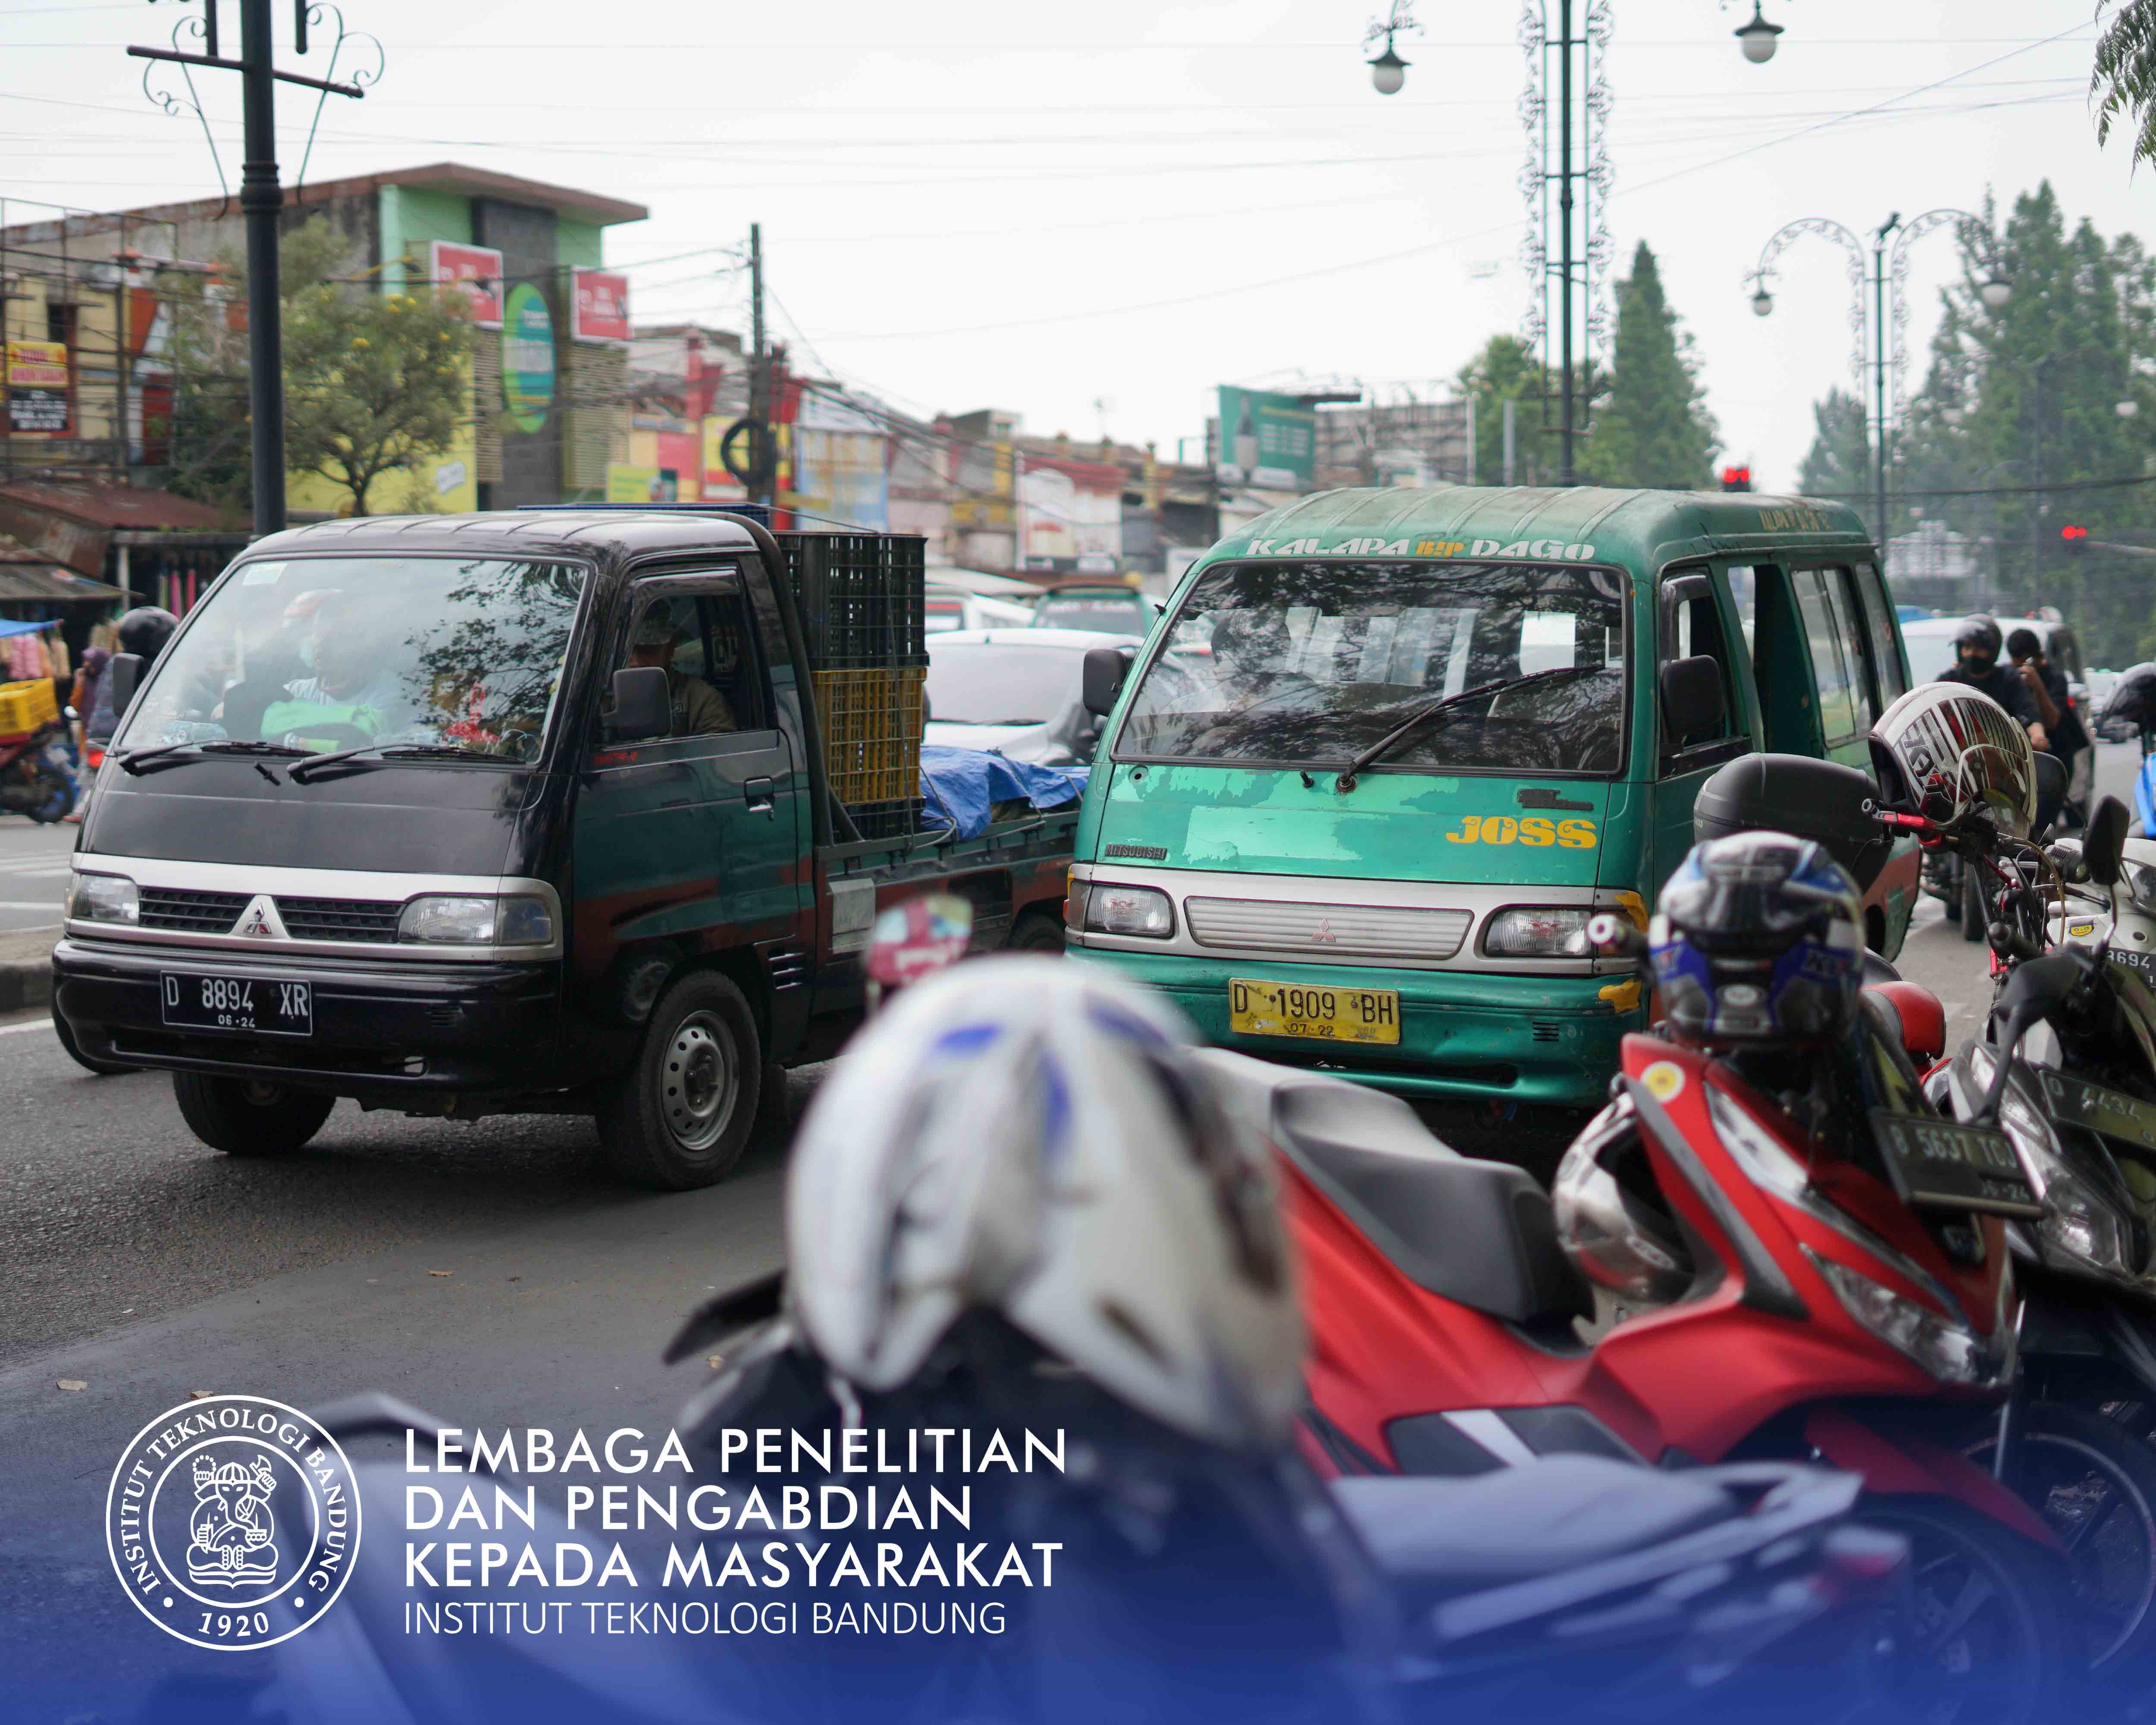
[129,0,366,536]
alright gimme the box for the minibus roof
[1202,485,1872,577]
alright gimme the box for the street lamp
[2119,399,2141,420]
[1362,3,1420,97]
[1979,272,2012,311]
[1750,284,1774,317]
[1734,3,1785,63]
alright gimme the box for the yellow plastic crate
[812,665,924,807]
[0,678,58,737]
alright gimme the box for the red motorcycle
[1213,756,2083,1718]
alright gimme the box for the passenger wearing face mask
[1934,615,2047,752]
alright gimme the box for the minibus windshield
[114,555,586,764]
[1116,559,1627,775]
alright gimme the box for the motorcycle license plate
[2034,1068,2156,1157]
[1228,978,1399,1045]
[160,972,314,1038]
[1870,1110,2040,1218]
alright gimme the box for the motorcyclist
[2007,626,2085,832]
[85,605,179,751]
[1934,615,2048,752]
[675,956,1396,1725]
[2103,661,2156,834]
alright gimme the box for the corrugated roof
[0,482,233,532]
[0,565,127,603]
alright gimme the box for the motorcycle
[0,716,74,822]
[1278,720,2084,1717]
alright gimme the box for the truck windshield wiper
[287,741,500,783]
[1335,664,1604,791]
[118,739,311,775]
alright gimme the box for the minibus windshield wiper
[118,739,311,775]
[1335,664,1604,792]
[287,741,501,783]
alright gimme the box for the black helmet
[2105,662,2156,734]
[1649,831,1865,1045]
[1952,615,2002,665]
[116,606,180,664]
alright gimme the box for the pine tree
[1798,388,1871,499]
[1581,242,1719,489]
[1454,335,1554,486]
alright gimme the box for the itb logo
[106,1395,361,1650]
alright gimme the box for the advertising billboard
[427,239,504,329]
[500,282,557,434]
[5,339,69,434]
[790,392,890,530]
[571,267,632,345]
[1216,386,1316,490]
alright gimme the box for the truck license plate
[1870,1110,2040,1218]
[160,972,314,1038]
[1229,978,1399,1045]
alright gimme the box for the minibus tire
[596,972,761,1190]
[172,1073,335,1157]
[1962,869,1988,943]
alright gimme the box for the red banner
[429,240,505,329]
[571,267,631,345]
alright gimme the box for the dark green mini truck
[53,508,1073,1188]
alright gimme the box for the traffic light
[2062,524,2089,555]
[1720,465,1752,492]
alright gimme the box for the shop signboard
[1216,386,1316,490]
[571,268,632,345]
[6,339,69,434]
[500,283,556,434]
[790,393,890,530]
[428,240,504,328]
[606,463,677,504]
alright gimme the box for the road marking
[0,900,62,910]
[0,1017,54,1036]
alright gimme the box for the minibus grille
[275,897,401,943]
[139,888,251,932]
[1185,897,1471,960]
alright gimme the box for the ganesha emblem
[188,1452,282,1588]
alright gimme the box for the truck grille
[138,888,251,932]
[276,897,401,943]
[1184,897,1471,960]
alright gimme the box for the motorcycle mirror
[2087,796,2131,891]
[107,652,143,719]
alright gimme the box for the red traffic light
[1720,465,1752,492]
[2062,525,2089,540]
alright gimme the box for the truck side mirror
[1659,655,1725,748]
[608,666,672,741]
[1081,647,1128,718]
[108,652,144,719]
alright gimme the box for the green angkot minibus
[1066,486,1917,1108]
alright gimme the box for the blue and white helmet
[785,957,1304,1448]
[1650,832,1865,1045]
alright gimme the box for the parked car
[925,627,1171,765]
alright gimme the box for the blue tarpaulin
[0,618,55,640]
[919,745,1088,839]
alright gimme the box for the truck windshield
[1117,559,1627,775]
[114,555,587,764]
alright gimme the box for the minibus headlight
[1483,906,1594,957]
[1805,1249,1994,1386]
[69,872,138,926]
[1083,883,1175,938]
[398,894,554,946]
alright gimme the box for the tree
[167,216,473,517]
[1454,335,1554,486]
[2094,0,2156,166]
[1579,242,1719,489]
[1797,388,1870,499]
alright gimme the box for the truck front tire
[597,971,762,1190]
[172,1073,335,1157]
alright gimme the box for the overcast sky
[1,0,2142,489]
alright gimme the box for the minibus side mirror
[1081,647,1129,718]
[1659,655,1725,748]
[108,652,144,719]
[608,666,673,741]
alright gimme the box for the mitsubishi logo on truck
[232,895,287,941]
[1310,919,1340,944]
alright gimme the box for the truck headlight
[1806,1249,1996,1385]
[1967,1044,2134,1277]
[397,894,554,946]
[69,872,138,925]
[1079,882,1175,938]
[1483,906,1595,957]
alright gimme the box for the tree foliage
[1454,335,1555,486]
[1796,388,1870,499]
[2094,0,2156,166]
[166,217,473,517]
[1579,242,1720,489]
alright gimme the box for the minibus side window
[1850,563,1906,703]
[1792,567,1865,744]
[1658,570,1746,774]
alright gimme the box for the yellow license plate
[1228,978,1400,1045]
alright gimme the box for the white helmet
[785,957,1304,1449]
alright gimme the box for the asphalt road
[0,741,2139,1720]
[0,812,75,935]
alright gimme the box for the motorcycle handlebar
[1587,913,1648,960]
